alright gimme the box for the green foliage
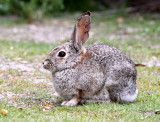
[40,0,64,15]
[0,0,64,19]
[0,0,10,15]
[0,0,124,20]
[64,0,98,11]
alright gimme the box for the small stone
[44,106,51,110]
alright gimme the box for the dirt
[0,56,53,105]
[0,18,145,44]
[0,19,73,43]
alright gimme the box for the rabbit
[42,11,138,106]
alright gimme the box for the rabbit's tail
[108,79,138,103]
[120,89,138,103]
[107,66,138,103]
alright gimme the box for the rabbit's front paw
[61,99,78,106]
[61,101,68,106]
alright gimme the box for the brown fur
[73,48,87,68]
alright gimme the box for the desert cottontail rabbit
[43,11,138,106]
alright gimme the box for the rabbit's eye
[58,51,66,57]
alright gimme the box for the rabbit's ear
[71,11,91,52]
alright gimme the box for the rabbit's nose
[43,60,49,65]
[42,59,53,70]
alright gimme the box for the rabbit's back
[86,44,136,73]
[87,44,134,66]
[86,44,137,81]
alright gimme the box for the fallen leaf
[18,107,23,110]
[43,102,49,106]
[117,17,124,24]
[1,109,8,115]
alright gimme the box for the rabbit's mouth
[42,59,54,70]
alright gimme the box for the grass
[0,40,57,61]
[0,13,160,121]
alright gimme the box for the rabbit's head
[42,11,91,73]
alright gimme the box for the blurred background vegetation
[0,0,160,20]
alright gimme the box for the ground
[0,12,160,121]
